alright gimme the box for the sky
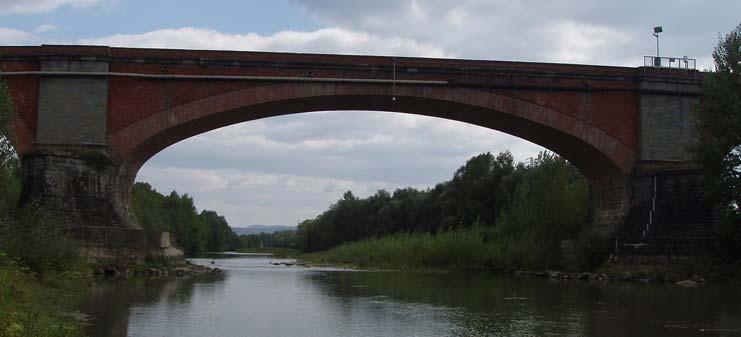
[1,0,739,227]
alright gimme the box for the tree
[0,79,21,214]
[695,22,741,219]
[0,80,13,162]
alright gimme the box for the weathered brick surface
[19,146,137,229]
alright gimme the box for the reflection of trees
[78,268,741,336]
[581,283,741,337]
[78,274,225,337]
[304,271,741,336]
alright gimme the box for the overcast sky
[1,0,739,227]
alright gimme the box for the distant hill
[232,225,295,236]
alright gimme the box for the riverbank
[301,227,552,272]
[0,251,223,337]
[299,229,741,284]
[0,261,89,337]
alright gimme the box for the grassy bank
[302,227,509,271]
[0,254,90,337]
[301,228,741,283]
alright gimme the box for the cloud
[34,24,58,33]
[0,27,35,43]
[0,0,98,15]
[292,0,739,68]
[139,111,543,226]
[542,21,632,64]
[78,27,449,57]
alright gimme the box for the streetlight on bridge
[653,26,663,67]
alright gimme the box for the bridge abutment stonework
[0,45,714,259]
[19,147,136,229]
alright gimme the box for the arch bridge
[0,45,710,256]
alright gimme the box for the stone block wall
[19,146,138,229]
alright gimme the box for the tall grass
[304,222,604,272]
[0,251,88,337]
[304,226,508,271]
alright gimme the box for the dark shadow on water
[302,271,741,337]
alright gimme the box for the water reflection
[79,273,225,337]
[78,257,741,337]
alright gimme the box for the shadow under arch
[109,83,636,180]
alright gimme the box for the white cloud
[292,0,737,67]
[0,0,98,15]
[139,111,543,225]
[78,27,449,57]
[542,21,632,64]
[34,24,58,33]
[0,27,35,43]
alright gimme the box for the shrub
[0,203,82,277]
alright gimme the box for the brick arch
[108,82,635,179]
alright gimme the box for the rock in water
[675,279,699,287]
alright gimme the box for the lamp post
[653,26,663,67]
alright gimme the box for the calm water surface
[78,255,741,337]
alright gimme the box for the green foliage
[695,22,741,219]
[0,258,86,337]
[0,204,84,277]
[0,79,15,164]
[298,150,596,270]
[493,152,590,270]
[131,182,241,255]
[238,229,297,250]
[304,226,501,270]
[0,79,20,216]
[297,151,525,253]
[694,22,741,260]
[0,160,20,215]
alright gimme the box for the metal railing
[644,56,696,70]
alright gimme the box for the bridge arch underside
[111,83,635,181]
[105,83,634,234]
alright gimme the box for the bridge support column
[14,57,183,261]
[590,174,631,237]
[603,75,717,261]
[18,147,183,261]
[589,161,717,262]
[614,163,716,260]
[19,147,138,229]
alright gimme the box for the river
[77,255,741,337]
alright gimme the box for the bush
[0,203,83,277]
[0,257,86,337]
[572,229,610,271]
